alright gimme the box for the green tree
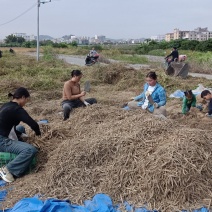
[30,40,37,47]
[17,37,25,44]
[4,34,17,43]
[181,40,199,50]
[59,42,68,48]
[201,39,212,51]
[71,41,78,47]
[158,40,169,49]
[22,41,31,48]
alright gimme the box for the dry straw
[3,103,212,211]
[4,104,211,211]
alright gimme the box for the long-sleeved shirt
[208,98,212,115]
[166,50,179,61]
[134,82,166,113]
[182,94,196,114]
[0,101,41,137]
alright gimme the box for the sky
[0,0,212,40]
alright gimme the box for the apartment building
[150,34,165,41]
[12,33,35,41]
[165,27,212,41]
[165,33,174,42]
[184,27,212,41]
[173,28,189,40]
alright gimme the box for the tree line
[136,39,212,54]
[1,34,212,53]
[0,34,78,48]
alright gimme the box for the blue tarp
[0,193,159,212]
[0,180,209,212]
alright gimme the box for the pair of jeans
[0,126,38,177]
[62,98,97,120]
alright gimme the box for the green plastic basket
[0,152,36,172]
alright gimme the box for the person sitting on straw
[0,87,41,183]
[61,70,97,121]
[123,71,167,117]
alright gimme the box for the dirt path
[59,54,212,79]
[187,72,212,79]
[58,54,86,66]
[26,53,212,79]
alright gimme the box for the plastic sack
[169,90,185,98]
[192,84,205,96]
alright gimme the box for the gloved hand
[84,101,90,106]
[153,103,158,108]
[196,104,203,111]
[20,133,28,138]
[130,97,135,101]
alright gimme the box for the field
[0,48,212,211]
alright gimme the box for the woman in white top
[126,71,167,116]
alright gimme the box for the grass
[1,46,212,104]
[5,46,212,73]
[0,50,73,101]
[109,54,149,64]
[1,47,212,212]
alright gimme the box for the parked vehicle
[164,55,189,79]
[85,54,99,66]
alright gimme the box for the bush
[42,46,58,60]
[148,49,166,56]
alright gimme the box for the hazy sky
[0,0,212,39]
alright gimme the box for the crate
[0,152,36,172]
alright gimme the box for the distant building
[132,39,144,44]
[12,33,35,41]
[173,28,189,40]
[183,27,212,41]
[165,33,174,42]
[78,36,89,45]
[92,35,106,44]
[150,34,165,41]
[165,27,212,41]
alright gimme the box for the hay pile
[10,104,210,211]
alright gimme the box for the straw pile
[20,104,212,211]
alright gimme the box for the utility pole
[37,0,40,61]
[37,0,51,61]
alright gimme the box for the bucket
[0,152,36,171]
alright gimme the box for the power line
[0,3,37,27]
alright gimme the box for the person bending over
[0,87,41,183]
[201,90,212,118]
[182,90,202,115]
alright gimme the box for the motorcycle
[85,54,99,66]
[164,55,189,78]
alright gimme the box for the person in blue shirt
[125,71,167,116]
